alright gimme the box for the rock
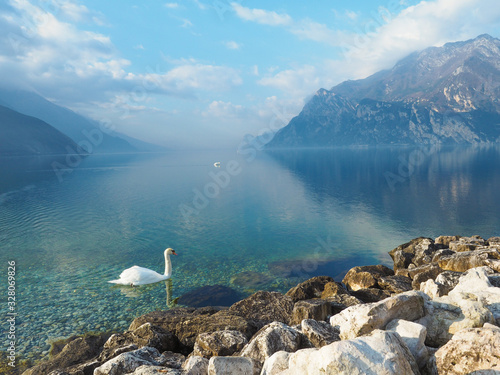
[183,356,209,375]
[431,248,456,262]
[324,294,363,315]
[386,319,429,367]
[434,270,462,291]
[329,290,426,340]
[192,330,248,358]
[284,330,420,375]
[417,267,499,347]
[389,237,439,271]
[300,319,340,348]
[320,281,349,298]
[129,307,259,352]
[207,356,255,375]
[22,332,110,375]
[228,291,294,325]
[488,236,500,246]
[230,271,274,290]
[285,276,334,302]
[407,263,443,290]
[438,248,500,272]
[435,235,462,247]
[177,285,241,308]
[434,327,500,374]
[342,265,394,291]
[419,279,448,299]
[449,235,486,252]
[489,275,500,287]
[290,299,331,325]
[239,322,307,365]
[94,347,164,375]
[130,365,183,374]
[377,275,413,293]
[260,351,291,375]
[99,323,179,362]
[350,287,392,303]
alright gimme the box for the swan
[108,248,177,286]
[214,162,221,167]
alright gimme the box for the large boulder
[417,267,499,347]
[329,291,426,340]
[285,276,334,302]
[99,323,178,362]
[385,319,428,368]
[260,351,290,375]
[239,322,308,365]
[434,235,461,247]
[350,287,392,303]
[320,281,349,298]
[448,235,486,252]
[228,291,294,325]
[207,356,255,375]
[182,356,209,375]
[438,248,500,272]
[22,332,110,375]
[290,299,331,325]
[324,294,363,315]
[407,263,443,290]
[129,307,259,352]
[192,330,248,358]
[94,347,180,375]
[342,265,394,291]
[389,237,439,271]
[377,275,413,294]
[433,327,500,374]
[300,319,340,348]
[274,330,420,375]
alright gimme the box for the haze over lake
[1,145,499,362]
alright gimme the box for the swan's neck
[164,253,172,277]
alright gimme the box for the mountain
[267,34,500,148]
[0,105,85,156]
[0,88,164,153]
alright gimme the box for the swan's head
[165,248,177,256]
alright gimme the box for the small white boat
[214,162,221,167]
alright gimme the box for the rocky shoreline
[21,235,500,375]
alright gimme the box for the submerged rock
[230,271,274,290]
[177,285,241,308]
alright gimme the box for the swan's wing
[109,266,166,286]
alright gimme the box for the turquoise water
[1,146,500,363]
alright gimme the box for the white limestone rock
[260,351,291,375]
[94,347,163,375]
[182,356,209,375]
[277,330,420,375]
[433,327,500,374]
[329,290,427,340]
[207,356,254,375]
[386,319,428,367]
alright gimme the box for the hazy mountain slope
[0,105,85,156]
[267,34,500,148]
[0,89,163,153]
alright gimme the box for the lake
[1,145,500,364]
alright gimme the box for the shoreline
[15,234,500,374]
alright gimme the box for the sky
[1,0,500,149]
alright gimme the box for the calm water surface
[1,145,499,363]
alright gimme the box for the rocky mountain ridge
[267,34,500,148]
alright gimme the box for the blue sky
[1,0,500,148]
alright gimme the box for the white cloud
[258,65,323,98]
[231,3,292,26]
[224,40,241,50]
[164,2,179,9]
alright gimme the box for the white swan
[108,248,177,286]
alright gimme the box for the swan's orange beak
[172,250,178,255]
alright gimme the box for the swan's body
[109,248,177,286]
[214,162,221,167]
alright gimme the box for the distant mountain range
[0,104,84,156]
[267,34,500,148]
[0,88,164,156]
